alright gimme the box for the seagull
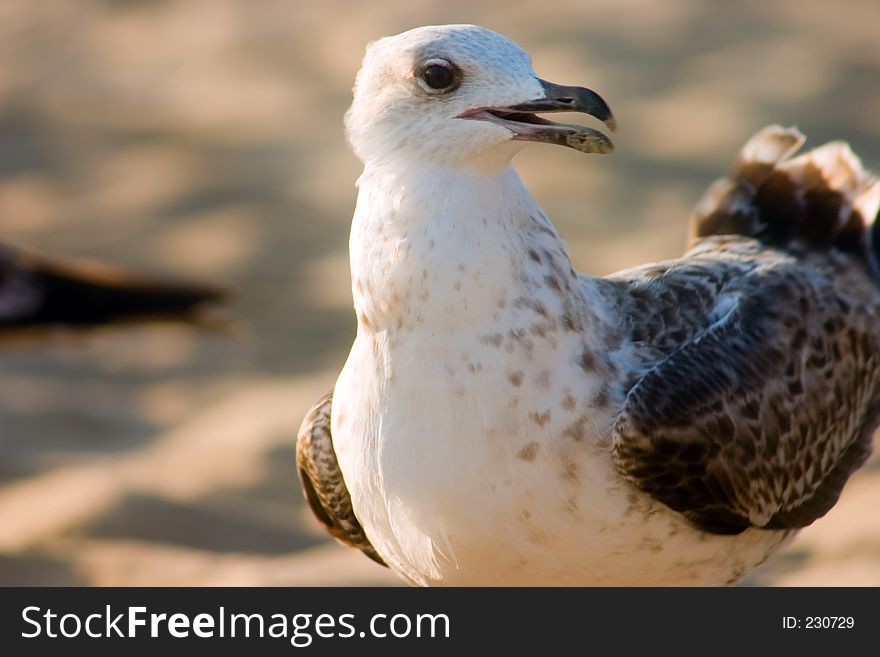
[0,243,226,339]
[297,24,880,585]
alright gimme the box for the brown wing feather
[296,392,386,566]
[613,126,880,534]
[690,125,880,273]
[613,247,880,533]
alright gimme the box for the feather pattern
[297,25,880,585]
[613,126,880,534]
[296,393,386,566]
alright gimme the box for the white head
[345,24,615,172]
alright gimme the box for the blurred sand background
[1,0,878,586]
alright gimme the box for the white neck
[349,161,573,335]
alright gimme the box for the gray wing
[610,241,880,534]
[296,392,386,565]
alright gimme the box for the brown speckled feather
[296,393,386,565]
[611,126,880,534]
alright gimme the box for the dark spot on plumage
[559,303,583,333]
[579,349,597,372]
[530,410,551,427]
[528,249,541,263]
[654,437,680,457]
[846,328,860,353]
[629,325,648,344]
[669,328,689,344]
[741,399,760,420]
[513,297,548,318]
[562,394,576,412]
[762,431,779,460]
[629,286,653,303]
[831,341,842,361]
[516,441,540,462]
[632,298,652,316]
[508,370,524,387]
[792,328,808,350]
[679,441,709,463]
[359,312,374,330]
[651,471,685,489]
[531,322,554,338]
[563,417,588,441]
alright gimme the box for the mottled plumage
[612,127,880,534]
[295,25,880,585]
[296,393,386,565]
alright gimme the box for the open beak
[457,79,616,155]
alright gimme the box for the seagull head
[345,24,615,171]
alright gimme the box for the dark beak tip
[537,79,616,133]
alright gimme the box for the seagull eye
[422,62,455,91]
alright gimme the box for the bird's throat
[349,164,571,335]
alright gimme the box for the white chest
[332,321,605,581]
[331,163,791,585]
[332,326,792,585]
